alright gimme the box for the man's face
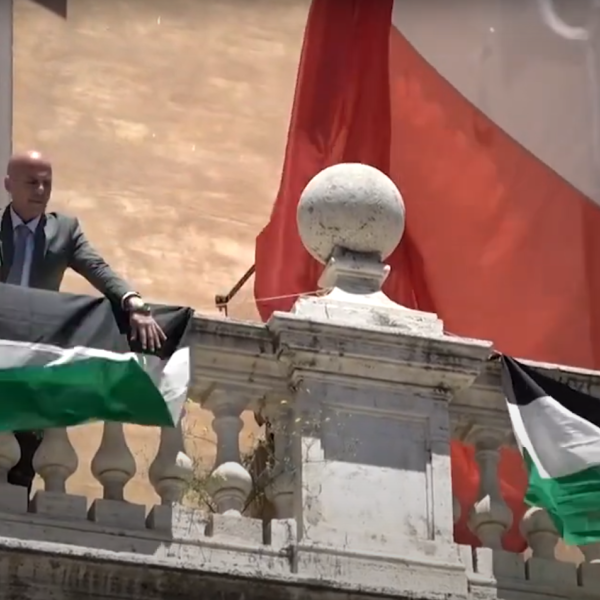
[4,162,52,219]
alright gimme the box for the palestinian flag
[0,283,193,431]
[502,355,600,545]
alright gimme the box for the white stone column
[30,428,88,519]
[521,506,558,559]
[465,426,512,549]
[33,428,78,493]
[202,386,253,515]
[91,422,135,501]
[88,422,146,529]
[267,164,491,597]
[0,431,26,513]
[149,410,193,505]
[0,432,19,483]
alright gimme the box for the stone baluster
[0,432,28,513]
[520,506,559,559]
[466,426,512,548]
[149,410,193,505]
[263,396,295,519]
[203,387,253,515]
[32,428,78,492]
[0,432,19,483]
[91,422,136,500]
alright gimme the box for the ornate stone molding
[190,316,283,406]
[268,311,492,397]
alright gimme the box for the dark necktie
[7,224,32,286]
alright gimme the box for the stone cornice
[267,311,493,395]
[190,315,283,402]
[1,516,595,600]
[190,313,495,403]
[189,313,600,434]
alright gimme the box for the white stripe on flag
[138,347,190,424]
[507,394,600,479]
[0,339,190,424]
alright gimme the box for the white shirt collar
[10,206,41,233]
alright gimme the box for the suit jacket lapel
[29,214,55,288]
[0,207,14,283]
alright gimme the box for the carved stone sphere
[296,163,405,264]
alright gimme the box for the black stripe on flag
[0,283,193,360]
[501,355,600,429]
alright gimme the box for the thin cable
[211,288,475,345]
[199,288,325,313]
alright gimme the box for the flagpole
[0,0,12,210]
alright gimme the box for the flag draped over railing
[0,283,193,431]
[502,356,600,546]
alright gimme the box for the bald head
[4,151,53,221]
[6,151,51,176]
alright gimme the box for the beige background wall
[12,0,310,504]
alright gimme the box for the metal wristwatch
[128,297,152,315]
[133,302,152,316]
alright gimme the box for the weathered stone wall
[0,546,417,600]
[12,0,310,504]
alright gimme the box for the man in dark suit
[1,150,166,494]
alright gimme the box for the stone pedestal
[268,294,489,595]
[265,162,492,596]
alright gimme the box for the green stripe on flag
[525,450,600,546]
[0,286,193,430]
[0,356,175,431]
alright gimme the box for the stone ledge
[461,546,597,599]
[0,503,471,599]
[1,490,270,541]
[0,504,289,555]
[0,533,469,600]
[0,524,596,599]
[0,545,437,600]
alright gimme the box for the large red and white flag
[254,0,600,548]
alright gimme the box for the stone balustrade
[0,163,599,600]
[0,419,193,522]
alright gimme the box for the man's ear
[3,176,9,193]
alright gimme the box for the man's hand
[125,296,166,351]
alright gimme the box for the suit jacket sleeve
[68,217,134,305]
